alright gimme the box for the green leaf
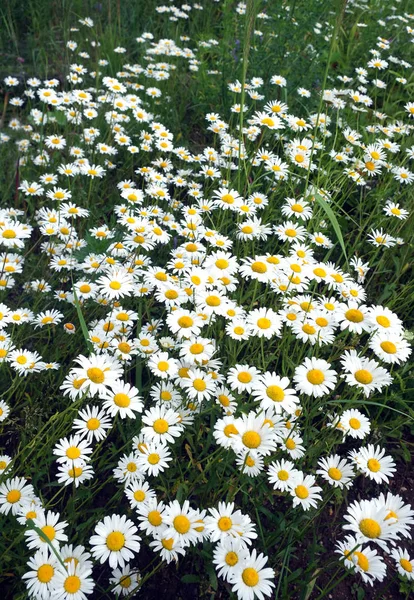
[72,285,93,353]
[26,519,67,569]
[181,574,201,584]
[314,192,348,267]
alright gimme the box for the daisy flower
[125,480,156,510]
[343,498,401,551]
[367,305,402,333]
[22,547,59,599]
[71,354,123,398]
[337,302,371,334]
[290,473,323,510]
[149,533,187,564]
[339,409,371,439]
[97,268,134,299]
[90,514,141,569]
[233,413,278,457]
[24,510,68,550]
[228,549,275,600]
[391,548,414,580]
[72,405,113,442]
[136,498,166,536]
[340,350,392,397]
[141,406,183,444]
[147,352,178,379]
[109,564,141,596]
[376,492,414,539]
[248,308,282,339]
[336,535,387,585]
[181,368,216,402]
[53,434,93,465]
[162,499,206,547]
[352,444,396,483]
[369,332,411,364]
[316,455,355,488]
[227,364,261,394]
[267,459,299,492]
[293,357,337,398]
[0,476,34,515]
[136,441,172,476]
[235,451,264,477]
[102,381,143,419]
[205,502,257,546]
[213,538,249,582]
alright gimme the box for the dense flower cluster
[0,2,413,598]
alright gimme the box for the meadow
[0,0,413,598]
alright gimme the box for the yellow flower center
[68,467,83,478]
[148,453,160,465]
[41,525,56,542]
[328,467,342,481]
[376,315,390,328]
[251,261,267,273]
[225,551,239,566]
[257,318,271,329]
[178,316,193,328]
[2,230,16,239]
[157,361,170,372]
[242,567,259,587]
[218,516,232,531]
[148,510,162,526]
[315,317,328,327]
[242,431,261,449]
[66,446,81,460]
[266,385,285,402]
[118,342,131,354]
[37,564,54,583]
[367,458,381,472]
[106,531,125,551]
[174,515,191,534]
[295,485,309,499]
[345,309,364,323]
[237,371,252,383]
[307,369,325,385]
[285,228,297,237]
[109,281,121,290]
[134,490,146,502]
[87,367,105,384]
[161,538,174,550]
[349,418,361,429]
[6,489,21,503]
[193,378,207,392]
[354,369,373,384]
[224,424,239,438]
[153,418,169,434]
[114,393,131,407]
[79,284,91,293]
[354,551,369,572]
[380,341,397,354]
[302,324,316,335]
[400,558,413,573]
[278,469,289,481]
[291,203,303,212]
[190,343,204,354]
[285,439,296,450]
[359,518,381,539]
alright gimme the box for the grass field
[0,0,413,598]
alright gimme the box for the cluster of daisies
[0,4,413,599]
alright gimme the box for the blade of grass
[314,192,348,267]
[72,284,93,354]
